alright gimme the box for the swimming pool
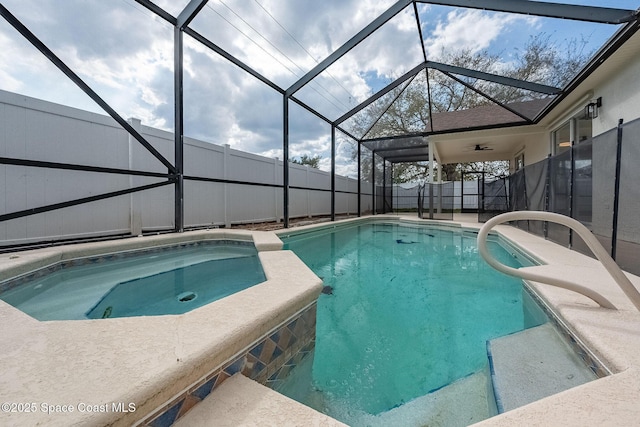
[279,222,547,425]
[0,240,266,320]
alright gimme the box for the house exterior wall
[519,134,550,167]
[592,53,640,135]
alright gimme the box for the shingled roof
[430,98,553,132]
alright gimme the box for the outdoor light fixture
[584,97,602,119]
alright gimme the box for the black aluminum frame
[1,0,638,239]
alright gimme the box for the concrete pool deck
[1,215,639,426]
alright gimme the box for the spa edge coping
[0,229,284,283]
[0,229,319,427]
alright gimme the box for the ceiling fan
[472,144,493,151]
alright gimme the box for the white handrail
[477,211,640,311]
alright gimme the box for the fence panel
[616,118,640,275]
[571,138,594,256]
[589,127,618,256]
[547,150,571,247]
[1,90,367,246]
[478,177,508,223]
[524,159,548,237]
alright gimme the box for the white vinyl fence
[0,90,370,246]
[392,182,478,211]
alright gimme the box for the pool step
[173,374,347,427]
[369,369,495,427]
[487,323,596,413]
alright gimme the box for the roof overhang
[362,136,430,163]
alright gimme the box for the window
[576,116,592,144]
[515,152,525,171]
[552,121,571,155]
[551,112,593,155]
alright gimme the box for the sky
[1,0,638,177]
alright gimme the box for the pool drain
[177,291,197,302]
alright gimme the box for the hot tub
[1,240,266,320]
[0,229,322,427]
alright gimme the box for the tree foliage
[346,34,592,182]
[291,154,322,168]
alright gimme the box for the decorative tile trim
[137,302,317,427]
[0,240,256,295]
[523,284,611,378]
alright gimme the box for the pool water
[0,242,265,320]
[280,223,546,425]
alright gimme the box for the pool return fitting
[477,211,640,311]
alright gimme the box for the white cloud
[393,4,421,32]
[1,0,176,120]
[0,68,21,92]
[424,9,538,59]
[291,135,329,157]
[225,123,265,151]
[0,33,27,91]
[0,0,606,178]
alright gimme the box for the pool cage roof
[1,0,640,230]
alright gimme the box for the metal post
[480,171,485,214]
[461,172,465,213]
[428,181,434,219]
[611,119,624,259]
[331,126,336,221]
[372,151,376,215]
[382,159,386,214]
[357,142,361,217]
[391,163,394,214]
[544,155,552,238]
[522,163,530,232]
[283,95,290,228]
[569,141,575,248]
[174,26,184,232]
[428,142,434,218]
